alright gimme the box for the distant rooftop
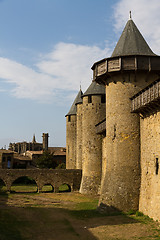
[49,147,66,156]
[26,151,43,155]
[0,149,14,154]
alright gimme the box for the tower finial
[129,11,132,20]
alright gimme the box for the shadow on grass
[0,203,158,240]
[0,179,9,204]
[10,190,38,194]
[0,209,28,240]
[0,183,23,240]
[0,192,157,240]
[64,206,139,225]
[67,208,123,219]
[0,206,99,240]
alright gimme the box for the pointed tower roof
[111,17,156,57]
[65,89,83,116]
[92,14,160,86]
[83,80,105,97]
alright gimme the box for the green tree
[56,163,66,169]
[36,151,57,169]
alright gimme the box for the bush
[136,211,144,217]
[126,209,136,215]
[56,163,66,169]
[36,151,58,169]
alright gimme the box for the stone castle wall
[139,112,160,221]
[99,73,159,212]
[76,103,83,169]
[100,136,107,194]
[99,79,141,211]
[66,115,77,169]
[65,59,160,221]
[80,95,106,194]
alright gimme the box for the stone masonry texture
[99,73,157,212]
[139,112,160,221]
[76,103,83,169]
[65,17,160,222]
[66,115,77,169]
[80,95,106,195]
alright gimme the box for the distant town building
[7,133,66,169]
[0,150,14,169]
[9,134,43,154]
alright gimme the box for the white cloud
[37,42,111,93]
[0,57,55,102]
[113,0,160,55]
[0,42,111,103]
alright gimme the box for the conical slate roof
[75,89,83,105]
[111,18,156,57]
[65,90,83,116]
[83,80,105,97]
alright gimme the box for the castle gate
[0,169,82,192]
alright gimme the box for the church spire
[32,134,36,143]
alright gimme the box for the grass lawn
[0,186,160,240]
[0,183,70,193]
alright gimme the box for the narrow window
[68,115,71,122]
[88,95,92,103]
[156,158,159,175]
[7,156,11,169]
[101,95,106,103]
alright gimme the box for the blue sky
[0,0,160,148]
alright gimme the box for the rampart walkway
[0,169,82,192]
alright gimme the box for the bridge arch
[10,176,38,193]
[41,183,54,193]
[10,174,37,184]
[58,183,72,193]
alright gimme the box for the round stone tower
[76,89,83,169]
[80,80,106,194]
[65,90,82,169]
[92,16,160,211]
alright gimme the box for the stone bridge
[0,169,82,193]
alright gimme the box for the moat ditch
[0,184,160,240]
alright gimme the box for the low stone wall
[0,169,82,193]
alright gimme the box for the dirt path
[0,192,159,240]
